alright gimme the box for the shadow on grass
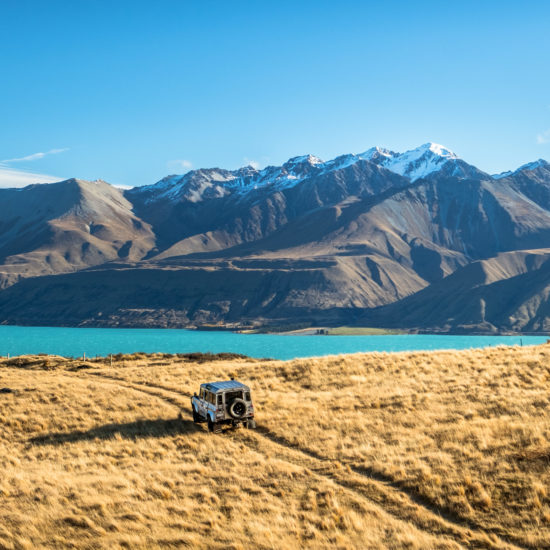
[29,417,201,446]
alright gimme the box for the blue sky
[1,0,549,187]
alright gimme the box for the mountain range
[1,142,550,333]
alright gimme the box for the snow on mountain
[359,146,396,163]
[132,155,331,203]
[492,170,513,180]
[493,159,549,180]
[284,154,323,167]
[130,142,474,203]
[366,143,459,182]
[243,154,325,189]
[340,142,464,182]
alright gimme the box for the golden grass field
[1,344,550,549]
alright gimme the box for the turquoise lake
[0,326,546,360]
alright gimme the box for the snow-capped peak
[283,154,323,167]
[363,142,460,182]
[132,142,467,203]
[493,159,549,179]
[359,146,395,161]
[424,142,458,158]
[522,159,549,171]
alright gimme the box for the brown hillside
[0,179,155,288]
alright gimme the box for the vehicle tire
[247,419,256,429]
[228,398,247,419]
[192,407,200,423]
[208,418,214,432]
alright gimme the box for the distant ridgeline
[0,142,549,333]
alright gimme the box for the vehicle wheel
[229,398,247,419]
[247,419,256,429]
[208,418,214,432]
[192,407,200,423]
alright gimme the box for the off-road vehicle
[190,379,256,433]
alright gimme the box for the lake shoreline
[0,325,547,360]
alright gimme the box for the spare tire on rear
[228,398,247,419]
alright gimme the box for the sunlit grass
[1,345,549,548]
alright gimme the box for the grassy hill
[1,345,550,549]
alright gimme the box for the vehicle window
[199,388,204,399]
[206,392,212,404]
[225,390,243,402]
[245,392,250,401]
[217,394,223,406]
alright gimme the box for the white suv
[191,379,256,433]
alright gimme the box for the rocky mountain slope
[0,143,549,332]
[0,179,155,288]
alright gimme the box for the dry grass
[1,345,549,548]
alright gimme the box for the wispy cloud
[0,167,63,188]
[537,129,550,144]
[167,159,193,172]
[244,157,261,170]
[1,148,69,164]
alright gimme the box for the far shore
[0,322,549,337]
[231,325,550,337]
[248,326,406,336]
